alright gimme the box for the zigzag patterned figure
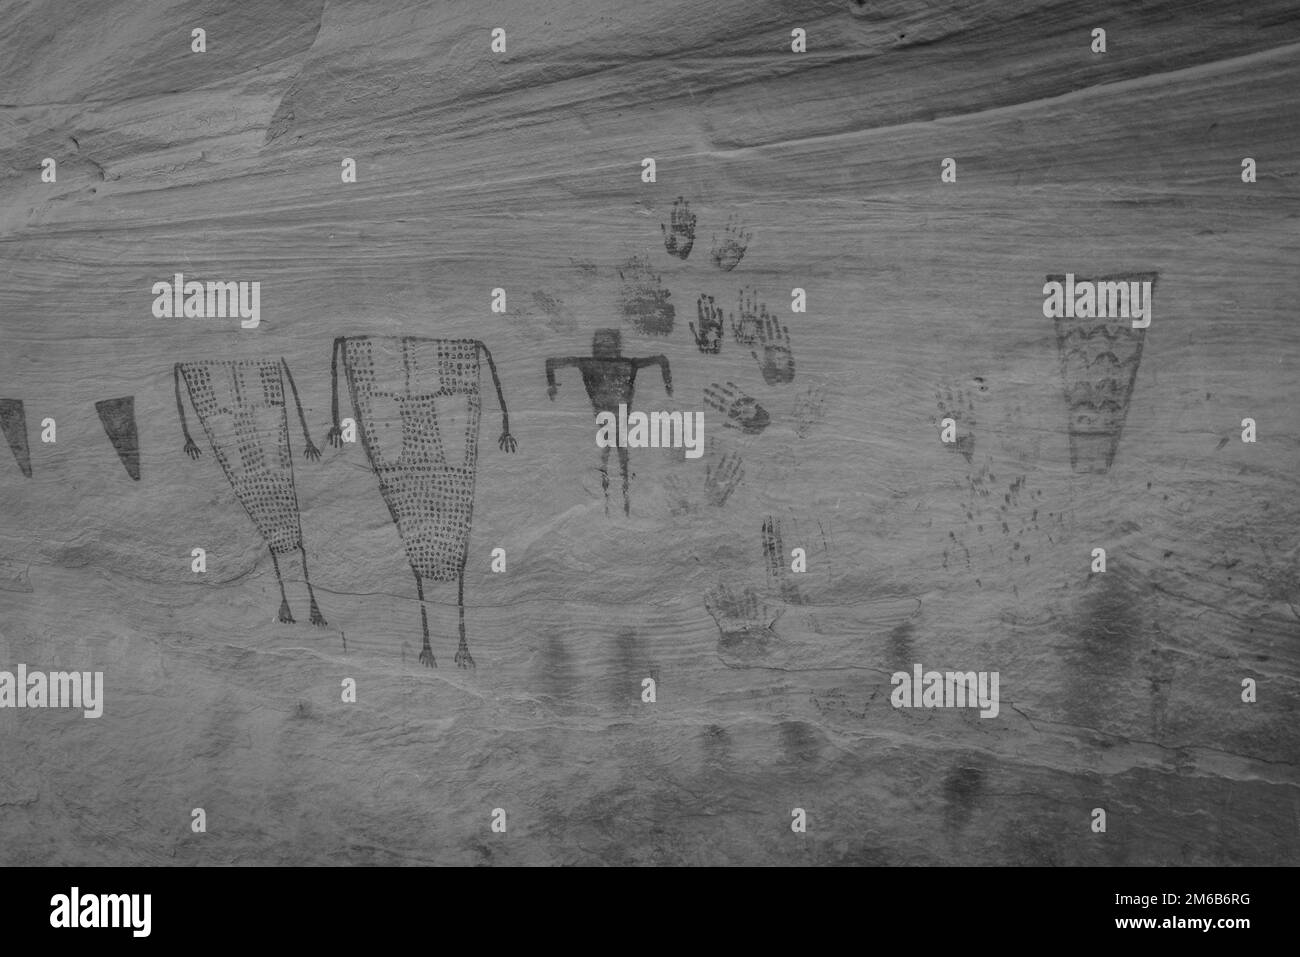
[175,359,326,626]
[1045,272,1156,473]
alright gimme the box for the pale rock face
[0,0,1298,865]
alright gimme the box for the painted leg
[618,446,631,516]
[454,569,475,669]
[300,545,327,627]
[599,445,612,517]
[270,550,293,623]
[414,570,436,668]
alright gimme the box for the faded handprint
[936,381,978,463]
[618,254,675,336]
[664,450,743,515]
[792,384,827,438]
[664,474,696,516]
[704,581,783,653]
[711,218,751,272]
[751,313,795,385]
[731,287,764,345]
[705,451,744,507]
[704,381,770,435]
[691,294,724,354]
[661,196,697,260]
[762,515,802,604]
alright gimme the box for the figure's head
[593,328,622,358]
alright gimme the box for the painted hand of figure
[661,196,697,260]
[303,441,322,462]
[704,382,770,435]
[751,312,795,385]
[326,425,344,449]
[704,451,744,507]
[691,294,724,354]
[184,438,201,460]
[499,431,518,453]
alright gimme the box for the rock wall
[1,0,1297,865]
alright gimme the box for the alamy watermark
[891,664,999,718]
[0,665,103,718]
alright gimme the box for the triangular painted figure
[95,396,141,480]
[0,398,33,478]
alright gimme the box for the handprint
[664,451,743,516]
[704,581,783,651]
[711,218,751,272]
[730,287,764,346]
[936,381,978,463]
[618,254,675,336]
[690,294,724,354]
[664,473,696,516]
[792,384,827,438]
[762,516,801,604]
[704,381,770,435]
[751,313,795,385]
[661,196,697,260]
[704,451,744,507]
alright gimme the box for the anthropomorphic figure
[175,359,326,625]
[545,328,672,516]
[327,336,516,669]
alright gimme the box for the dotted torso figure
[340,337,484,582]
[178,360,302,554]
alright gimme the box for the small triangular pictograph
[0,398,32,478]
[95,395,141,480]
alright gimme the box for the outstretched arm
[480,342,517,453]
[174,364,201,460]
[545,356,579,400]
[326,337,346,448]
[635,355,673,397]
[281,358,321,461]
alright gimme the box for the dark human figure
[545,329,673,516]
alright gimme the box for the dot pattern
[340,336,484,582]
[179,359,302,554]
